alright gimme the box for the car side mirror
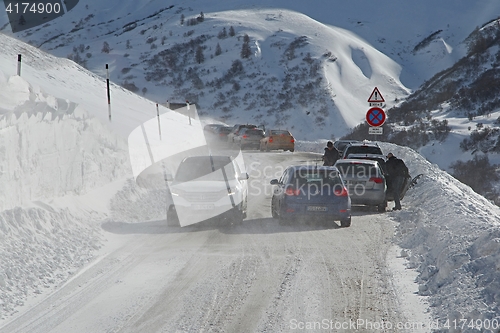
[270,179,279,185]
[238,173,249,180]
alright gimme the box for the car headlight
[171,188,184,197]
[220,187,237,196]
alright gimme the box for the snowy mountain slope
[2,1,412,139]
[4,0,500,89]
[2,0,500,141]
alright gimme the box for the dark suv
[234,128,265,150]
[333,140,360,156]
[227,124,257,144]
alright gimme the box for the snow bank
[0,71,132,319]
[380,142,500,326]
[0,206,102,319]
[0,71,130,211]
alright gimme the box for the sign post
[366,87,386,140]
[368,87,385,107]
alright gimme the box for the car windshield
[345,146,383,155]
[175,157,236,182]
[336,142,353,151]
[271,130,291,136]
[335,163,380,178]
[219,127,231,133]
[244,129,264,136]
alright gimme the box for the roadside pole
[157,103,161,140]
[17,54,21,76]
[186,100,191,125]
[106,64,111,120]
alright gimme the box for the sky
[1,0,500,330]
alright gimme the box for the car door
[274,169,292,214]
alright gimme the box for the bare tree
[215,43,222,56]
[218,27,227,39]
[197,11,204,22]
[195,46,205,64]
[101,41,111,53]
[240,34,251,59]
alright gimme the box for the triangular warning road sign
[368,87,385,103]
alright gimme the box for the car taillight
[290,137,295,143]
[369,177,383,184]
[334,187,348,197]
[269,137,273,143]
[242,135,248,138]
[285,188,301,196]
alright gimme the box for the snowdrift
[380,142,500,325]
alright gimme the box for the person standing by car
[322,141,340,166]
[385,153,409,211]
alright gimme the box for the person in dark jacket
[385,153,409,210]
[322,141,340,166]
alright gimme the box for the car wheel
[278,215,287,226]
[167,206,180,227]
[340,216,351,227]
[271,200,278,219]
[290,149,295,152]
[232,209,244,225]
[377,201,387,213]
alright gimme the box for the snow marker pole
[17,54,21,76]
[106,64,111,120]
[157,103,161,140]
[186,100,191,125]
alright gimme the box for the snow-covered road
[0,151,426,333]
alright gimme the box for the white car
[166,155,249,227]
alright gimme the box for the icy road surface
[1,152,418,333]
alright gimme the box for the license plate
[193,204,214,210]
[307,206,327,212]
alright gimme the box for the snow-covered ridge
[380,142,500,324]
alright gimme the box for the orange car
[260,129,295,152]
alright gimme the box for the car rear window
[271,130,291,136]
[345,146,383,155]
[291,170,343,187]
[335,163,380,178]
[245,129,264,136]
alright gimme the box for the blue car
[270,165,352,227]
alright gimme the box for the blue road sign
[366,107,386,127]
